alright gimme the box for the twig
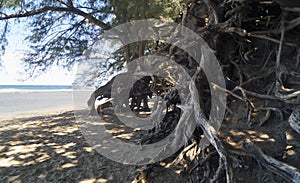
[233,86,277,100]
[275,89,300,100]
[258,85,274,126]
[230,60,243,85]
[286,17,300,31]
[203,0,219,24]
[211,157,225,182]
[297,48,300,68]
[248,33,296,47]
[283,7,300,12]
[261,49,274,71]
[171,141,197,165]
[181,0,189,26]
[272,16,300,34]
[259,107,283,126]
[211,83,245,102]
[232,86,253,124]
[259,109,271,126]
[276,12,286,69]
[188,150,217,174]
[240,69,274,86]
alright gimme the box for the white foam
[0,88,73,93]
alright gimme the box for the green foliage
[111,0,182,24]
[0,0,182,76]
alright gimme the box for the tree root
[239,139,300,183]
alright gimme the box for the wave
[0,88,73,93]
[0,85,73,93]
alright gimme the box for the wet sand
[0,90,89,120]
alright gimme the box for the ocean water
[0,85,90,118]
[0,85,73,93]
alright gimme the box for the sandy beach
[0,109,186,183]
[1,106,299,182]
[0,89,186,182]
[0,90,90,120]
[0,110,134,182]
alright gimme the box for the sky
[0,21,76,85]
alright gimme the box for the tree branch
[0,6,111,30]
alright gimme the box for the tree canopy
[0,0,182,76]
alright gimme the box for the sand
[1,105,299,182]
[0,110,136,182]
[0,91,157,182]
[0,109,186,183]
[0,90,89,120]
